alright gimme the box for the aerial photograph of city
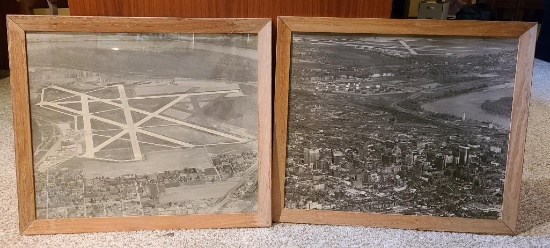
[284,34,519,219]
[26,32,260,219]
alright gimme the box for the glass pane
[26,32,259,219]
[285,33,518,220]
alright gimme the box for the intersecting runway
[37,84,251,162]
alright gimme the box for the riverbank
[421,84,513,130]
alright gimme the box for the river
[421,84,513,131]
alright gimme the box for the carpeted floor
[1,60,550,247]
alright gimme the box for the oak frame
[7,15,272,235]
[273,17,537,235]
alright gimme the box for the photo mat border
[7,15,272,235]
[272,17,537,235]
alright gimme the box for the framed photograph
[273,17,537,235]
[8,15,272,234]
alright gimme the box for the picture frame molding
[8,15,273,235]
[272,16,538,235]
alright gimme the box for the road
[33,116,59,160]
[32,115,72,172]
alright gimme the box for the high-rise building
[313,160,324,170]
[333,150,344,164]
[304,148,321,166]
[459,146,470,165]
[440,157,447,169]
[444,154,453,168]
[406,155,414,167]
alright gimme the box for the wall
[67,0,392,19]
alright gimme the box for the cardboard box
[418,2,450,20]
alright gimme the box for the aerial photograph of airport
[26,32,260,218]
[284,34,519,219]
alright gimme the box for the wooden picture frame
[8,15,272,235]
[273,17,537,235]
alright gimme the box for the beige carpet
[518,59,550,236]
[1,60,550,247]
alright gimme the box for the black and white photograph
[27,32,260,219]
[284,34,519,219]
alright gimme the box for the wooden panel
[8,16,272,234]
[273,0,392,18]
[7,18,35,233]
[257,22,273,225]
[273,17,537,235]
[501,24,538,234]
[272,19,292,221]
[24,214,269,234]
[67,0,392,19]
[278,209,514,235]
[8,15,270,33]
[280,17,536,38]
